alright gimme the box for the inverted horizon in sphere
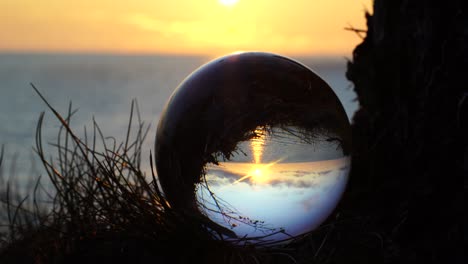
[197,156,351,243]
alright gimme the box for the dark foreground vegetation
[0,88,337,264]
[1,0,465,263]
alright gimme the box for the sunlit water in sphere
[155,51,351,245]
[196,127,350,243]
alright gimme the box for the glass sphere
[155,52,351,244]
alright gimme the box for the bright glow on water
[197,157,350,242]
[196,125,350,243]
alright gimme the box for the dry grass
[1,85,338,263]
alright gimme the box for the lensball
[155,52,351,244]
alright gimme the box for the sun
[248,164,275,184]
[219,0,239,7]
[250,167,267,184]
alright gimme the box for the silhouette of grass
[2,85,337,263]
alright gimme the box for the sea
[0,53,358,186]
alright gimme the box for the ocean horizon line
[0,50,352,61]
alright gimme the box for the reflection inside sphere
[154,52,351,245]
[196,125,350,243]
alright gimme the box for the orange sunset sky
[0,0,372,57]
